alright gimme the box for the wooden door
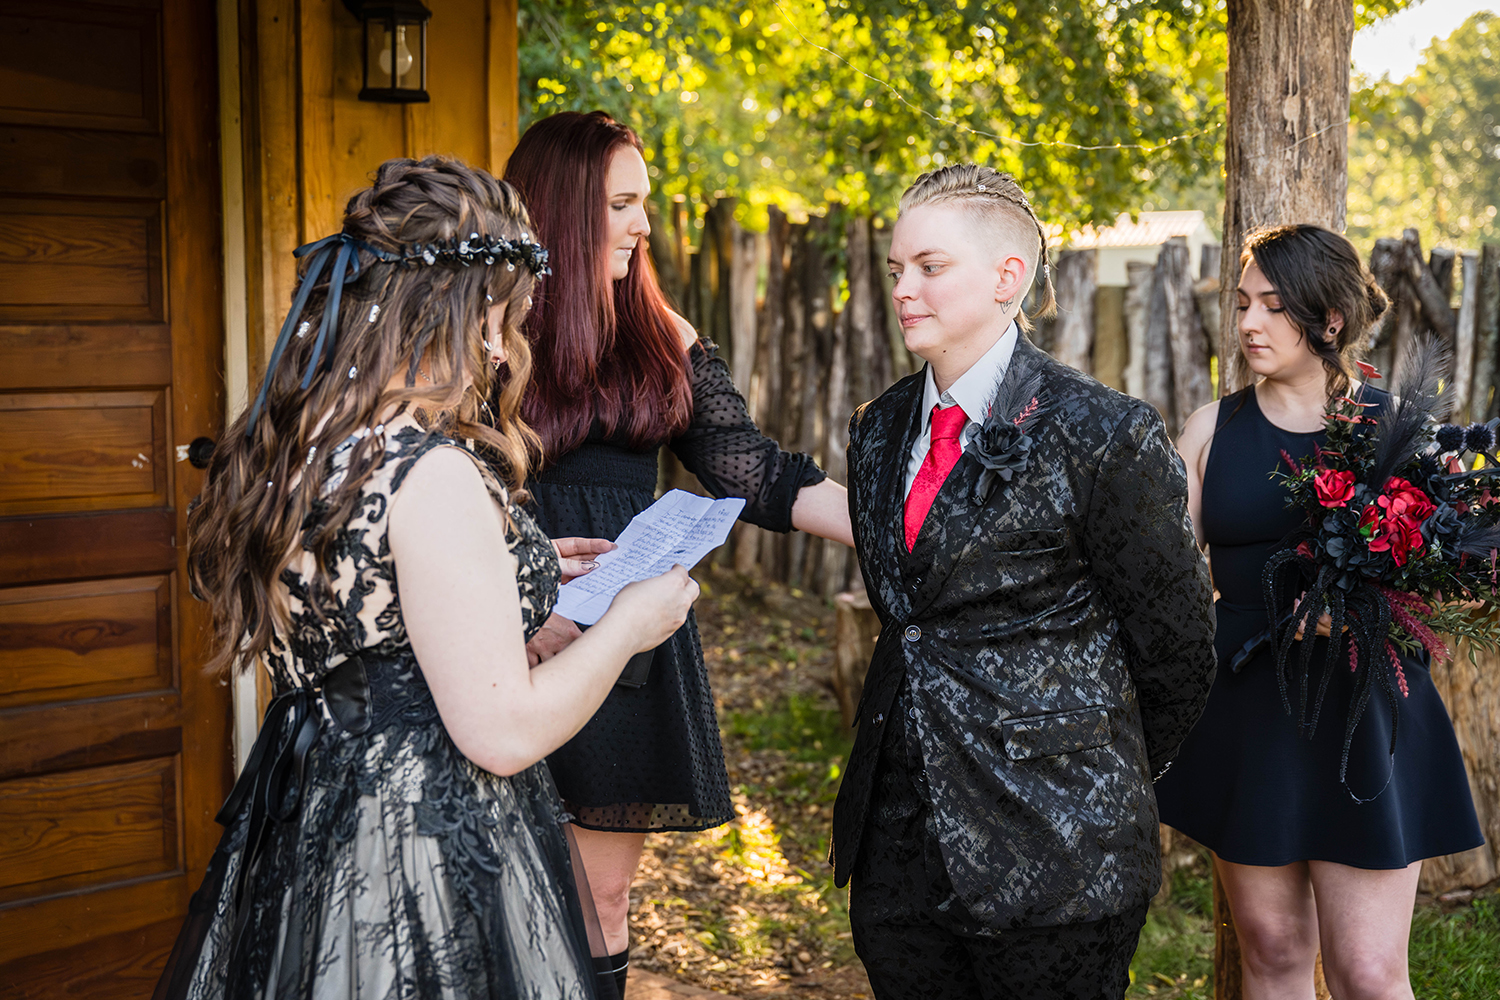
[0,1,231,995]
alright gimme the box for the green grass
[1127,856,1500,999]
[725,690,854,762]
[1128,862,1215,999]
[1409,895,1500,998]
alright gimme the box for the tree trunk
[1217,2,1354,991]
[1452,252,1479,422]
[1219,0,1353,394]
[1420,639,1500,893]
[1052,250,1097,375]
[1163,242,1214,427]
[1125,260,1153,400]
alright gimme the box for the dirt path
[625,566,872,999]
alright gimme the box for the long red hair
[504,111,692,458]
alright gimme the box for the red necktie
[905,403,967,551]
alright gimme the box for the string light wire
[766,0,1353,161]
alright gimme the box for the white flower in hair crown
[401,231,552,277]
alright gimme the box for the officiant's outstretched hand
[831,163,1217,1000]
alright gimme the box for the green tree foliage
[519,0,1227,227]
[1348,11,1500,248]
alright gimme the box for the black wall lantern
[343,0,431,103]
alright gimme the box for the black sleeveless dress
[1154,386,1483,869]
[528,339,826,833]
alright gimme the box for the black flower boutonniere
[968,368,1044,505]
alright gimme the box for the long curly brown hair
[189,156,541,674]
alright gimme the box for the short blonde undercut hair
[897,164,1057,331]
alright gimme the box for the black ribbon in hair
[245,233,402,438]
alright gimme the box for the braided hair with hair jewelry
[898,164,1057,330]
[189,155,546,676]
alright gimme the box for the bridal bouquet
[1264,343,1500,791]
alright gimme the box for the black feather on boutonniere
[968,366,1044,505]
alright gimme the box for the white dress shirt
[904,322,1020,498]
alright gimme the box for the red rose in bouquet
[1362,477,1437,567]
[1314,468,1356,507]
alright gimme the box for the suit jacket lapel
[905,337,1053,617]
[861,374,925,622]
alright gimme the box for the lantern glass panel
[365,18,395,89]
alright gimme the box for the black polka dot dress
[528,339,827,832]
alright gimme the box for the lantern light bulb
[378,25,415,82]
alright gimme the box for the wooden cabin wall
[236,0,520,367]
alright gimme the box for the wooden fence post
[1369,237,1417,380]
[1163,242,1214,427]
[1052,250,1097,375]
[1093,286,1127,391]
[1476,244,1500,421]
[1125,260,1153,400]
[1453,251,1479,422]
[1144,246,1179,431]
[1400,228,1456,343]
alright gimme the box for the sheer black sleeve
[668,338,827,532]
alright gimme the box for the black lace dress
[156,425,610,1000]
[529,339,827,832]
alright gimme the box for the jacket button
[908,706,918,720]
[904,625,921,642]
[873,713,885,726]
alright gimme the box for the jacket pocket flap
[1000,706,1113,760]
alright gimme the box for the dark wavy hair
[1242,224,1390,396]
[502,111,692,458]
[189,156,541,674]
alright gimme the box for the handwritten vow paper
[553,489,746,625]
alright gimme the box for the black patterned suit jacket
[831,336,1217,929]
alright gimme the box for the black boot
[592,948,629,999]
[612,950,629,998]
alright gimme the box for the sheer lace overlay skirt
[177,692,598,1000]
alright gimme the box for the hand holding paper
[553,489,745,625]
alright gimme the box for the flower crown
[403,231,552,277]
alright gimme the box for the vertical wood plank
[1144,248,1177,428]
[298,0,337,242]
[163,0,233,881]
[1453,251,1479,422]
[1164,242,1213,429]
[1476,244,1500,421]
[1124,260,1153,400]
[249,0,301,366]
[1093,286,1126,390]
[487,0,520,172]
[1051,249,1096,375]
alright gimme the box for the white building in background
[1067,210,1218,286]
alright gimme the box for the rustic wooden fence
[651,200,918,602]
